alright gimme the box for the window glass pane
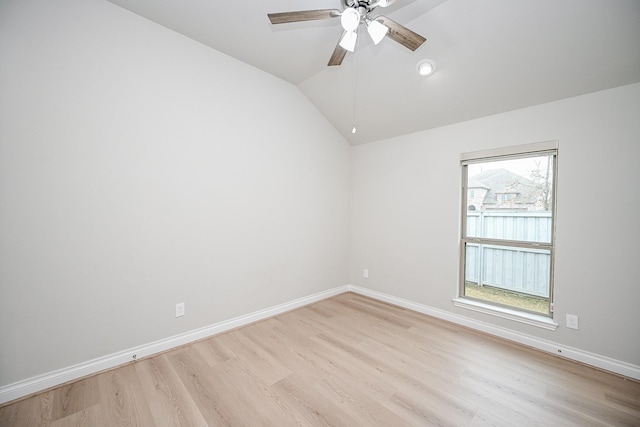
[464,242,551,315]
[466,154,554,243]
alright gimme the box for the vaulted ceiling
[107,0,640,145]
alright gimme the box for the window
[496,193,516,202]
[458,141,558,321]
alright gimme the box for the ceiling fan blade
[328,35,348,66]
[376,16,426,51]
[268,9,341,24]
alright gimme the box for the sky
[468,154,553,182]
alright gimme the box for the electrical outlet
[363,269,369,278]
[566,314,579,330]
[176,302,185,318]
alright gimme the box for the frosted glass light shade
[340,8,360,32]
[339,31,358,52]
[367,19,388,45]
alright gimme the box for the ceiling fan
[268,0,426,66]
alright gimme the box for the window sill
[452,297,558,331]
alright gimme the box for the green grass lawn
[464,282,549,315]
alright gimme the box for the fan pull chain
[351,28,360,134]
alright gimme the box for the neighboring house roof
[469,168,541,206]
[467,177,489,189]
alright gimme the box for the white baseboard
[0,285,349,405]
[2,283,638,405]
[347,285,640,381]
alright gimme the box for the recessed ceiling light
[417,59,436,77]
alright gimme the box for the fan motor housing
[345,0,375,14]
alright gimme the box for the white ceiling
[106,0,640,145]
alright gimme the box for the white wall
[349,82,640,366]
[0,0,350,387]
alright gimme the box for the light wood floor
[1,292,639,426]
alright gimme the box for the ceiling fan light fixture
[417,59,436,76]
[366,19,388,45]
[339,31,358,52]
[340,7,360,32]
[267,4,427,67]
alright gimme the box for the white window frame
[453,141,559,330]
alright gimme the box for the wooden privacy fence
[465,211,552,297]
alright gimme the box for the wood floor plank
[214,329,292,386]
[192,337,236,368]
[50,376,100,422]
[352,335,480,423]
[50,405,103,427]
[605,389,640,415]
[366,323,469,379]
[386,390,475,427]
[207,357,309,427]
[311,375,408,426]
[2,292,639,426]
[166,348,234,426]
[134,354,208,426]
[0,390,53,426]
[272,375,360,427]
[546,386,640,427]
[304,337,399,402]
[459,365,610,427]
[97,363,156,426]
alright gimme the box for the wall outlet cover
[566,314,579,329]
[176,303,185,317]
